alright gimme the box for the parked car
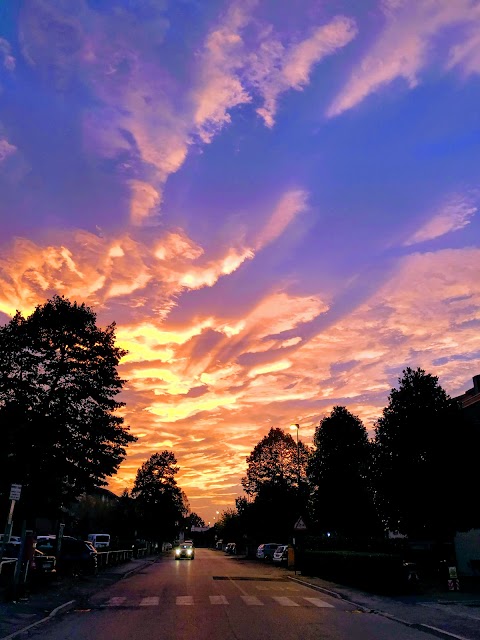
[273,545,288,565]
[224,542,236,554]
[35,535,56,553]
[31,548,57,575]
[36,535,97,576]
[174,542,195,560]
[87,533,110,549]
[1,543,56,577]
[0,534,21,545]
[256,543,283,561]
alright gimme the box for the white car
[256,543,282,561]
[273,545,288,565]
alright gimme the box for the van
[87,533,110,549]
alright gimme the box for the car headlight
[187,549,192,555]
[175,549,180,555]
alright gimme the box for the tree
[373,367,478,539]
[307,406,379,538]
[241,428,310,539]
[0,295,136,522]
[241,427,309,497]
[131,451,188,542]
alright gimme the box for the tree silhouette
[0,296,136,522]
[308,406,379,538]
[373,367,478,538]
[131,451,188,542]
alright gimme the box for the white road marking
[241,595,264,606]
[304,597,334,608]
[210,595,229,605]
[106,597,126,606]
[176,595,194,605]
[273,596,299,607]
[140,596,159,606]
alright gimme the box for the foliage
[0,295,136,521]
[241,427,309,496]
[239,428,311,541]
[373,367,478,538]
[307,406,380,537]
[131,451,188,542]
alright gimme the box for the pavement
[1,555,480,640]
[286,570,480,640]
[0,556,159,640]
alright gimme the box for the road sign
[294,517,307,531]
[9,484,22,501]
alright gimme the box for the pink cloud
[327,0,480,118]
[254,16,357,127]
[404,194,477,245]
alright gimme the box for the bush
[298,550,407,593]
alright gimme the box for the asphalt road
[26,549,440,640]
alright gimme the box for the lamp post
[290,423,300,490]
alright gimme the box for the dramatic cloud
[327,0,480,117]
[253,16,357,127]
[404,194,477,245]
[0,139,16,163]
[2,0,480,521]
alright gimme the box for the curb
[0,557,156,640]
[0,599,76,640]
[287,576,471,640]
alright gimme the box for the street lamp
[290,423,300,489]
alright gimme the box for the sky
[1,0,480,525]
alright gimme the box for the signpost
[1,484,22,559]
[292,516,307,574]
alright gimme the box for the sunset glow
[1,0,479,524]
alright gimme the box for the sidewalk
[0,556,158,640]
[287,570,480,640]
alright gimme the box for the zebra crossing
[102,595,335,608]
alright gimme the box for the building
[454,374,480,422]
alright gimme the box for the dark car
[36,536,97,576]
[1,543,56,578]
[31,548,57,574]
[174,542,195,560]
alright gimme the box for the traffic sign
[9,484,22,501]
[294,517,307,531]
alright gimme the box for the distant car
[87,533,110,549]
[162,542,173,551]
[273,545,288,565]
[175,542,195,560]
[256,543,282,561]
[224,542,236,554]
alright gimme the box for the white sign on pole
[9,484,22,501]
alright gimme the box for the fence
[0,558,17,579]
[95,549,134,569]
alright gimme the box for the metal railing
[0,558,18,577]
[95,549,134,569]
